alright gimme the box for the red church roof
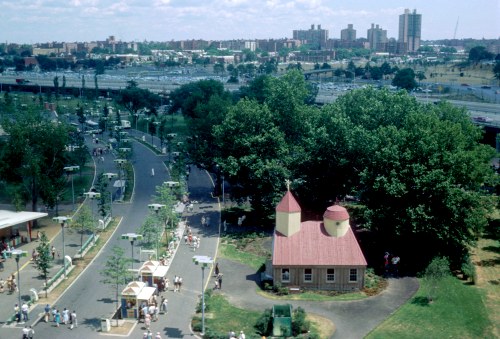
[276,191,301,213]
[272,221,367,266]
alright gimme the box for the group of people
[13,302,29,322]
[44,304,78,329]
[183,226,201,251]
[173,275,183,292]
[0,273,17,293]
[383,252,401,277]
[142,329,163,339]
[228,330,246,339]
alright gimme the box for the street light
[83,191,101,238]
[102,173,118,218]
[193,255,214,336]
[121,233,143,271]
[53,216,71,279]
[10,249,28,314]
[64,165,80,210]
[114,159,127,200]
[148,203,165,259]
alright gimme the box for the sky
[0,0,498,44]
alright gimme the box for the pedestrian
[52,307,57,322]
[28,326,34,339]
[62,307,69,324]
[22,325,30,339]
[151,168,155,176]
[55,310,61,327]
[214,280,219,290]
[155,331,162,339]
[14,303,20,322]
[144,313,151,330]
[51,246,56,260]
[391,255,400,277]
[201,216,206,227]
[239,330,246,339]
[215,262,220,276]
[21,302,29,321]
[149,304,156,321]
[178,277,183,292]
[184,235,188,244]
[384,252,390,277]
[70,310,77,329]
[161,298,168,313]
[218,273,223,290]
[44,304,50,322]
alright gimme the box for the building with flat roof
[399,9,422,53]
[293,24,329,50]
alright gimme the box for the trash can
[101,318,111,332]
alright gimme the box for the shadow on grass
[478,258,500,267]
[410,296,430,307]
[482,245,500,254]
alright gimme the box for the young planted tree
[72,206,96,253]
[100,246,132,326]
[34,232,52,298]
[138,215,159,251]
[423,257,451,302]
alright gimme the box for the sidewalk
[0,133,121,328]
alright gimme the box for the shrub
[461,256,476,284]
[292,307,310,336]
[254,308,273,336]
[204,329,228,339]
[273,282,289,296]
[423,256,451,302]
[192,316,202,332]
[196,290,212,313]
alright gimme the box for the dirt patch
[472,237,500,338]
[107,320,136,335]
[307,313,336,338]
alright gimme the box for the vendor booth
[138,260,168,288]
[121,281,156,319]
[0,210,48,249]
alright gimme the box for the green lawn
[366,276,492,339]
[193,293,262,338]
[219,242,268,271]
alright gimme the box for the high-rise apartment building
[293,24,328,50]
[341,24,356,42]
[367,24,388,52]
[398,9,422,53]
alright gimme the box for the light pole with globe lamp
[102,173,118,218]
[148,203,165,259]
[193,255,213,336]
[121,233,143,271]
[53,216,71,279]
[83,191,101,239]
[114,159,127,200]
[10,249,28,316]
[63,165,80,211]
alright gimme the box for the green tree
[72,206,95,253]
[138,215,159,250]
[34,231,52,298]
[493,61,500,85]
[423,257,451,302]
[213,99,290,215]
[100,246,132,326]
[119,80,160,114]
[392,68,417,91]
[0,110,70,214]
[468,46,494,63]
[213,62,225,75]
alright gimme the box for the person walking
[70,310,77,329]
[62,307,69,325]
[51,246,56,260]
[44,304,50,322]
[161,298,168,314]
[155,332,162,339]
[214,262,220,276]
[14,303,20,322]
[28,326,34,339]
[22,325,30,339]
[144,313,151,330]
[151,168,155,176]
[217,273,223,290]
[21,302,29,321]
[55,310,61,327]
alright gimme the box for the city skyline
[0,0,498,44]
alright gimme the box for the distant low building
[272,189,367,291]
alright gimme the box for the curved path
[218,258,419,339]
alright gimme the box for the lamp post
[148,203,165,259]
[152,121,160,147]
[64,165,80,210]
[121,233,143,270]
[11,249,28,312]
[193,255,213,336]
[114,159,127,200]
[83,191,101,238]
[102,173,118,218]
[53,216,71,279]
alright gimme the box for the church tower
[275,190,301,237]
[323,204,350,237]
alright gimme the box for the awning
[0,210,48,230]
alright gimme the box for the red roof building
[271,190,367,291]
